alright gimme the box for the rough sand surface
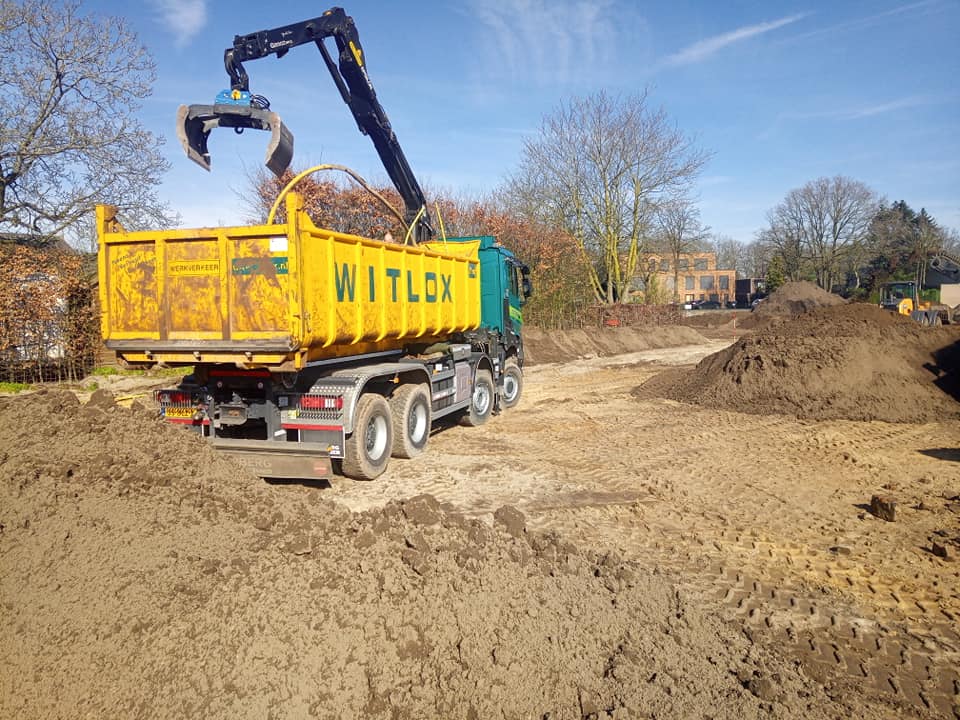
[1,389,871,720]
[3,322,959,719]
[651,303,960,423]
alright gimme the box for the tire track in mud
[335,355,960,718]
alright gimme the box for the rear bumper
[211,438,333,480]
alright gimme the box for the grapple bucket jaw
[176,104,294,177]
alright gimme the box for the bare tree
[654,199,710,302]
[503,90,710,303]
[0,0,175,247]
[762,176,878,290]
[710,234,746,275]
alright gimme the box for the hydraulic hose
[266,163,406,231]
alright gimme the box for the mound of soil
[0,390,858,718]
[739,281,846,329]
[524,325,707,365]
[649,303,960,423]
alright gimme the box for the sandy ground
[2,315,959,718]
[330,341,960,718]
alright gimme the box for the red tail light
[299,395,344,410]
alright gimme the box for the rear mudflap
[176,103,294,177]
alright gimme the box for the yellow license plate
[164,407,195,418]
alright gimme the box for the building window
[685,276,695,290]
[660,259,670,272]
[694,258,708,271]
[700,275,715,290]
[648,258,657,272]
[678,258,689,270]
[719,275,729,290]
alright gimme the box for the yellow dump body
[97,193,481,369]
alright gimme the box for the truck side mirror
[521,265,533,300]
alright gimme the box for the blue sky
[84,0,959,239]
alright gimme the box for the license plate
[164,407,195,418]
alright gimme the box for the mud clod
[870,495,897,522]
[494,504,527,538]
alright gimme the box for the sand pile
[0,390,866,719]
[739,281,846,329]
[647,303,960,423]
[524,325,707,365]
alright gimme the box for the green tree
[765,254,785,292]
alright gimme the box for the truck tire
[460,368,494,427]
[342,393,392,480]
[390,383,431,458]
[501,358,523,409]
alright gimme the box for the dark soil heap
[0,390,876,719]
[652,303,960,423]
[739,281,846,330]
[524,325,707,365]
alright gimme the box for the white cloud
[785,0,946,43]
[152,0,207,48]
[662,13,807,67]
[463,0,621,86]
[783,95,933,121]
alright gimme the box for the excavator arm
[177,7,433,243]
[930,251,960,280]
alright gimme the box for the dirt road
[329,341,960,718]
[2,316,959,718]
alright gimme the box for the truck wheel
[390,383,431,458]
[501,359,523,409]
[460,368,493,427]
[342,393,392,480]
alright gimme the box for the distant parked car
[697,300,722,310]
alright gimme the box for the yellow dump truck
[98,192,530,480]
[97,7,534,480]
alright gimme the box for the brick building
[639,252,736,305]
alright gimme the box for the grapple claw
[176,103,294,177]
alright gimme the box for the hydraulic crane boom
[177,7,434,243]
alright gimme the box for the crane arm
[178,7,433,243]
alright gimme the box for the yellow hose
[434,201,447,243]
[403,205,425,245]
[266,163,406,230]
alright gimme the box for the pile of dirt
[739,281,846,329]
[646,303,960,423]
[524,325,707,365]
[0,390,868,718]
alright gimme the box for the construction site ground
[2,286,959,719]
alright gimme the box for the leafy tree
[0,0,174,247]
[502,90,710,303]
[862,201,953,289]
[0,240,97,382]
[765,254,785,293]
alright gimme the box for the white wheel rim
[365,415,388,460]
[503,374,518,401]
[474,382,491,415]
[409,403,428,443]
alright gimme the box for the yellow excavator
[878,280,952,326]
